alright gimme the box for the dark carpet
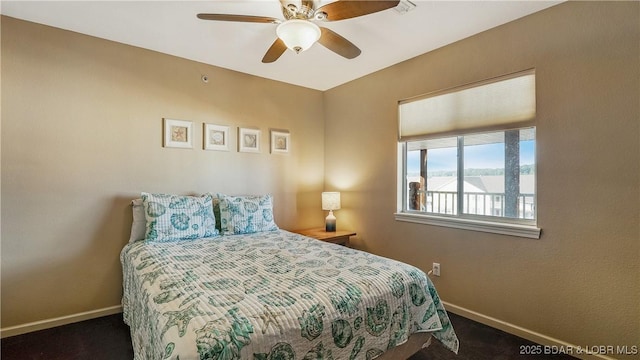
[1,312,576,359]
[409,312,576,360]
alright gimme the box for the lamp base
[325,210,336,232]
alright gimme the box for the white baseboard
[443,301,619,360]
[1,305,123,338]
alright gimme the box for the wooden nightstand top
[295,228,356,246]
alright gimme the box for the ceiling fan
[197,0,400,63]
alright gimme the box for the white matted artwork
[270,130,290,154]
[203,123,230,151]
[238,127,261,153]
[163,118,193,149]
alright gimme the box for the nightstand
[295,228,356,246]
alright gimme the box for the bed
[121,193,459,359]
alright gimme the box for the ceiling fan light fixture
[276,19,321,54]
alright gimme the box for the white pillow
[129,198,146,243]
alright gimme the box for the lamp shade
[322,192,341,211]
[276,19,321,54]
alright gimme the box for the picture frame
[270,130,290,154]
[163,118,193,149]
[203,123,230,151]
[238,127,261,153]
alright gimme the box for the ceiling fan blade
[197,13,280,24]
[317,27,361,59]
[314,1,400,21]
[262,38,288,63]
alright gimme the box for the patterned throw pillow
[217,194,279,235]
[141,193,218,242]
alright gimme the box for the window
[396,70,540,238]
[404,127,536,219]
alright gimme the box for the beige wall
[324,1,638,357]
[1,16,325,327]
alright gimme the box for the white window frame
[395,135,541,239]
[395,70,541,239]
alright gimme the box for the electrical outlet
[432,263,441,277]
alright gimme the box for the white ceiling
[1,0,561,91]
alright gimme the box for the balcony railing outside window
[413,189,535,220]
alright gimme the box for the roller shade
[399,70,535,141]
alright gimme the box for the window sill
[394,212,541,239]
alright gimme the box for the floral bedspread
[121,230,459,359]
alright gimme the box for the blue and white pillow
[217,194,279,235]
[141,192,218,242]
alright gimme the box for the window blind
[398,70,536,141]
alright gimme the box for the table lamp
[322,192,341,232]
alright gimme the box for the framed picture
[271,130,290,154]
[163,118,193,149]
[238,127,261,153]
[203,123,230,151]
